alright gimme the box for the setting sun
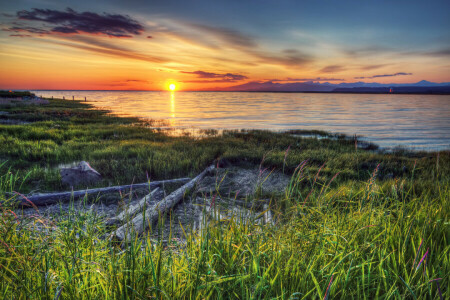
[169,84,176,91]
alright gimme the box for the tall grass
[0,98,448,298]
[1,164,448,299]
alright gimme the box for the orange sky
[1,3,449,91]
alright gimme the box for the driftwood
[106,188,162,226]
[16,177,190,207]
[114,165,214,240]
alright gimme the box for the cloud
[46,39,169,63]
[22,31,169,64]
[421,48,450,57]
[14,8,144,37]
[343,45,392,58]
[181,70,248,82]
[126,79,149,83]
[186,23,312,67]
[103,79,150,87]
[252,49,311,68]
[354,72,413,79]
[359,64,389,71]
[320,65,346,73]
[9,34,32,38]
[181,79,243,83]
[3,26,49,35]
[267,77,344,82]
[188,23,257,49]
[64,35,131,52]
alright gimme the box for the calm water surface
[32,91,450,150]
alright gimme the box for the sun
[169,83,176,91]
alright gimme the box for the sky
[0,0,449,90]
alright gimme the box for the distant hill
[224,80,450,94]
[332,86,450,94]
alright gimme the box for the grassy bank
[0,99,447,193]
[0,98,448,298]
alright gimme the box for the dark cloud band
[12,8,144,37]
[355,72,412,79]
[181,70,248,82]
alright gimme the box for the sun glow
[169,83,176,91]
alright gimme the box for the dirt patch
[198,166,291,198]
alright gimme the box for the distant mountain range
[223,80,450,94]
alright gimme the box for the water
[32,91,450,150]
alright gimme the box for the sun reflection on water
[170,91,175,122]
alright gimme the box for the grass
[0,98,448,298]
[0,99,447,193]
[0,90,35,98]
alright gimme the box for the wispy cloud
[355,72,412,79]
[186,23,312,67]
[359,64,389,71]
[8,34,32,38]
[10,8,144,38]
[188,23,257,48]
[267,77,344,82]
[125,79,149,83]
[420,48,450,57]
[343,45,393,58]
[252,49,311,68]
[45,39,169,63]
[320,65,346,73]
[3,26,49,35]
[181,70,247,83]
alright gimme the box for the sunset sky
[1,0,449,91]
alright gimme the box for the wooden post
[51,96,53,99]
[72,96,74,101]
[63,96,65,100]
[85,97,87,102]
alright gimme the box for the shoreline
[25,90,450,152]
[2,96,447,154]
[0,96,447,192]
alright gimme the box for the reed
[0,161,448,299]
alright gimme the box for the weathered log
[15,177,190,207]
[106,187,162,226]
[114,165,214,240]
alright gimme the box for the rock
[60,161,102,187]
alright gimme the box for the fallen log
[15,177,190,207]
[114,165,214,241]
[106,187,162,226]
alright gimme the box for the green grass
[0,163,448,299]
[0,99,447,193]
[0,98,448,298]
[0,90,35,98]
